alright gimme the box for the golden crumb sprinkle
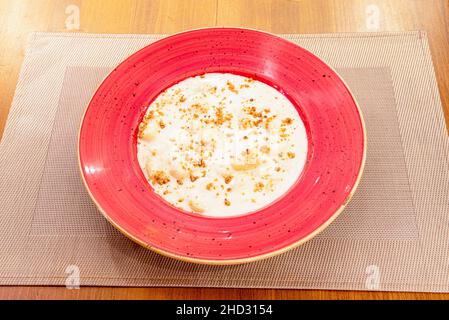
[145,110,155,120]
[226,81,238,94]
[138,110,156,138]
[178,198,184,203]
[190,174,199,182]
[159,120,166,129]
[223,174,233,184]
[137,124,146,139]
[243,106,262,118]
[206,183,214,190]
[239,118,253,129]
[194,158,206,168]
[213,106,233,125]
[254,182,264,192]
[265,115,276,130]
[179,95,186,103]
[150,171,170,185]
[191,103,209,114]
[287,152,296,159]
[224,198,231,206]
[282,117,293,125]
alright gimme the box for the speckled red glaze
[79,28,365,263]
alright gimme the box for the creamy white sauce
[137,73,308,217]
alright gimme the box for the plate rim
[77,27,367,265]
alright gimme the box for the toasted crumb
[224,198,231,206]
[191,103,208,114]
[150,171,170,185]
[206,183,214,190]
[190,174,199,182]
[138,112,157,139]
[214,106,233,125]
[254,182,264,192]
[144,110,155,121]
[194,158,206,168]
[282,117,293,125]
[223,174,233,184]
[226,81,238,94]
[243,106,262,118]
[265,116,276,130]
[287,152,296,159]
[239,118,253,129]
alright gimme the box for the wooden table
[0,0,448,300]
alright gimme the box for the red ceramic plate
[78,28,366,264]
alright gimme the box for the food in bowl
[79,27,366,264]
[137,73,308,217]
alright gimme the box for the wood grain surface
[0,0,448,300]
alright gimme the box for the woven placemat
[0,31,448,292]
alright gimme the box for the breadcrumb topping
[150,171,170,185]
[137,73,306,216]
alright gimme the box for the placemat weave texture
[0,31,448,291]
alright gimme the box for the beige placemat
[0,31,448,292]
